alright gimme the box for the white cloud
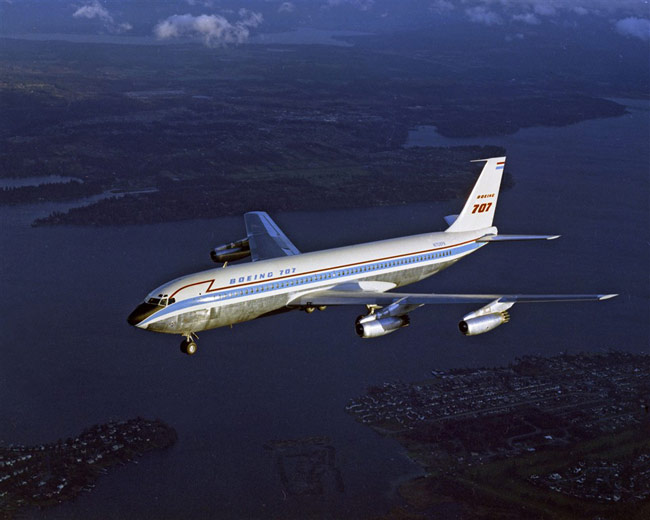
[465,6,502,26]
[455,1,649,19]
[532,3,556,17]
[73,1,113,23]
[278,1,295,13]
[154,11,263,47]
[512,12,540,24]
[72,1,132,33]
[449,1,650,35]
[429,0,454,15]
[615,17,650,41]
[325,0,375,11]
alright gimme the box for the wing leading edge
[244,211,300,262]
[289,290,617,307]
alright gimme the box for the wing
[244,211,300,262]
[289,289,617,306]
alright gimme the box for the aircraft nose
[127,303,159,327]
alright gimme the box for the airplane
[127,156,617,355]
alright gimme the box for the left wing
[244,211,300,262]
[289,289,617,306]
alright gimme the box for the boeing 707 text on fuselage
[127,157,617,355]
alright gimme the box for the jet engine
[355,314,410,338]
[459,312,509,336]
[458,299,514,336]
[210,238,251,263]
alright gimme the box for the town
[347,352,650,518]
[0,417,177,518]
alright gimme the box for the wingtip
[599,294,619,301]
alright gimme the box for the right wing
[244,211,300,262]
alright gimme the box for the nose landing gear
[180,333,198,355]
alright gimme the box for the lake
[0,99,647,519]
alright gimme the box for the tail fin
[445,156,505,233]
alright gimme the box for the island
[0,417,177,517]
[346,352,650,519]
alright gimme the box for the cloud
[325,0,375,11]
[455,1,649,20]
[154,10,263,47]
[615,17,650,41]
[512,12,540,24]
[72,1,132,33]
[429,0,454,15]
[532,3,556,17]
[73,1,113,23]
[278,2,295,13]
[465,6,502,26]
[449,1,650,35]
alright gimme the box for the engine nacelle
[458,312,509,336]
[210,238,251,263]
[355,315,410,338]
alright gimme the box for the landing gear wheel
[180,338,198,355]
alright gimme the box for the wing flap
[244,211,300,262]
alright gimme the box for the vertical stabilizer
[445,157,505,233]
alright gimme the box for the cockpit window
[146,296,175,307]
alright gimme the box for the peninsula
[347,352,650,519]
[0,417,177,518]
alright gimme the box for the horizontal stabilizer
[444,214,459,226]
[477,234,561,242]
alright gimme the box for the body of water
[0,100,648,519]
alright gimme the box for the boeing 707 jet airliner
[127,157,616,355]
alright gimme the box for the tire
[185,341,198,355]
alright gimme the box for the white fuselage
[135,227,494,335]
